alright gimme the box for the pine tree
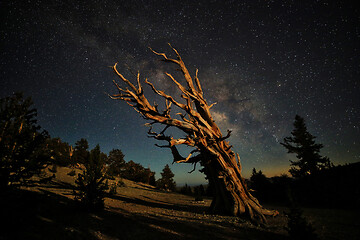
[286,203,318,240]
[47,137,73,167]
[194,184,205,201]
[143,167,156,185]
[74,144,109,211]
[281,115,332,178]
[0,92,51,188]
[180,183,193,195]
[73,138,89,165]
[156,164,176,191]
[107,148,125,177]
[249,168,270,202]
[148,169,156,186]
[122,160,145,182]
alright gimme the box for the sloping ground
[1,167,359,240]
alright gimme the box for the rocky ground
[1,167,359,240]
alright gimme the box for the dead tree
[110,45,278,223]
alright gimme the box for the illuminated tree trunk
[109,44,278,223]
[201,148,277,223]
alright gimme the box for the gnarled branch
[110,45,278,224]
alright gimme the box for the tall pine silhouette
[281,115,332,178]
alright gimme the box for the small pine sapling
[74,145,109,211]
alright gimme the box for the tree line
[2,92,358,216]
[48,137,158,186]
[0,92,176,210]
[180,114,359,213]
[247,115,359,210]
[248,162,360,208]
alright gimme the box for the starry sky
[1,0,359,185]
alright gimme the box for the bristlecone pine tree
[109,45,278,223]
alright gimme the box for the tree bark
[201,145,278,223]
[109,44,278,223]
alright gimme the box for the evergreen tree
[122,160,145,182]
[180,183,193,195]
[156,164,176,191]
[143,167,156,185]
[74,144,109,211]
[115,159,155,184]
[148,169,156,186]
[0,93,51,188]
[286,203,318,240]
[47,137,73,167]
[281,115,332,178]
[100,151,108,167]
[107,148,125,177]
[194,184,205,201]
[73,138,89,165]
[249,168,270,202]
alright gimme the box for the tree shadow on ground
[38,180,76,190]
[0,188,287,240]
[108,193,209,214]
[131,185,163,193]
[141,195,183,205]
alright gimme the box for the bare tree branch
[110,45,279,223]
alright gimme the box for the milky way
[1,0,359,184]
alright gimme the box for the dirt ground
[1,167,359,240]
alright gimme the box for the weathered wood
[110,44,278,223]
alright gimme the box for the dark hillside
[1,166,359,239]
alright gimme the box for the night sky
[1,0,359,185]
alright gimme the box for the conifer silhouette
[74,144,109,210]
[281,115,332,178]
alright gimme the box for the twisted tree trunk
[109,44,278,223]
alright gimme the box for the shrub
[67,170,76,176]
[286,204,318,240]
[117,178,125,187]
[74,145,109,211]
